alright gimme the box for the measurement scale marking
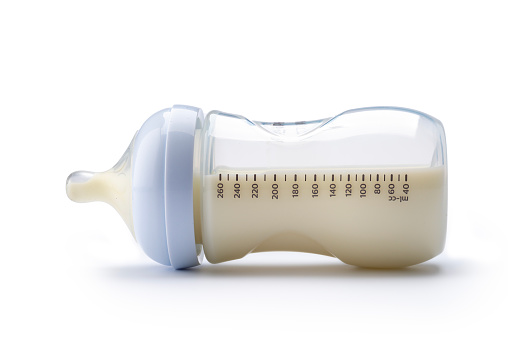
[215,171,413,204]
[219,172,403,182]
[217,172,411,197]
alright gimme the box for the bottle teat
[66,135,136,238]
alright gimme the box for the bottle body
[199,107,447,268]
[67,105,447,268]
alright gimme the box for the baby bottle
[66,105,447,269]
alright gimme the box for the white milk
[201,166,446,268]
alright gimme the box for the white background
[1,1,507,338]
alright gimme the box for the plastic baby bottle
[66,105,447,269]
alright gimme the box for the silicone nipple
[66,135,136,238]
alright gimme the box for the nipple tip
[66,171,95,202]
[67,171,94,184]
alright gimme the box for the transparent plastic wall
[199,107,447,268]
[201,107,447,173]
